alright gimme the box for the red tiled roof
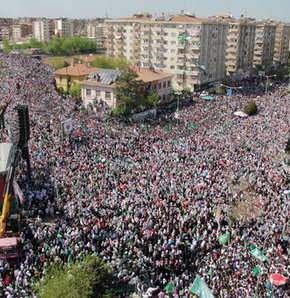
[53,64,98,76]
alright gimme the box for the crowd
[0,53,289,297]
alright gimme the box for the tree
[215,84,225,95]
[35,255,113,298]
[68,83,81,100]
[115,70,145,111]
[243,100,258,116]
[90,56,131,70]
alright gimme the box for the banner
[13,181,25,205]
[62,118,73,134]
[189,277,215,298]
[218,233,229,245]
[250,248,267,262]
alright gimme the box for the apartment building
[54,19,74,38]
[253,23,276,69]
[105,13,228,91]
[273,24,290,65]
[225,20,256,78]
[12,24,32,40]
[86,22,106,46]
[0,18,14,40]
[33,20,53,42]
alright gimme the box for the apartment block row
[104,13,290,90]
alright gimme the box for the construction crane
[0,105,30,261]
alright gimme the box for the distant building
[105,13,228,91]
[12,24,32,40]
[33,20,53,42]
[53,64,97,91]
[86,22,106,46]
[54,19,74,38]
[225,20,256,79]
[81,67,173,112]
[273,24,290,65]
[253,23,276,69]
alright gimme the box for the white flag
[62,118,73,134]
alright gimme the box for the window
[163,81,166,88]
[96,90,100,97]
[158,82,162,89]
[170,66,175,69]
[105,91,111,99]
[86,89,91,96]
[59,76,62,82]
[167,80,171,87]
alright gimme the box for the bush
[243,100,258,116]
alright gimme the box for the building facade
[53,64,97,91]
[225,20,256,79]
[54,19,74,38]
[33,20,53,42]
[86,21,106,46]
[105,14,228,91]
[81,68,173,112]
[253,23,276,69]
[273,24,290,65]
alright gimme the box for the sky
[0,0,289,22]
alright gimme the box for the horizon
[0,0,289,23]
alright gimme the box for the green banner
[250,248,267,262]
[189,277,215,298]
[218,233,229,245]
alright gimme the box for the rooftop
[53,64,97,76]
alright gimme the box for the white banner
[13,181,25,205]
[62,118,73,134]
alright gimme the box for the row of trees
[3,37,105,56]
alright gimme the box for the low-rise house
[81,67,173,113]
[53,64,97,91]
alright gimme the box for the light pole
[265,75,277,94]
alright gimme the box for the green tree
[2,40,12,53]
[215,84,225,95]
[115,70,145,111]
[90,56,130,70]
[68,83,81,100]
[35,255,113,298]
[243,100,258,116]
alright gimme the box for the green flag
[265,279,273,297]
[218,233,229,245]
[164,283,175,293]
[250,248,267,262]
[252,267,261,276]
[208,268,214,280]
[189,277,215,298]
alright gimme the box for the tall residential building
[225,20,256,78]
[86,22,106,46]
[33,20,53,42]
[105,13,228,91]
[253,23,276,69]
[12,24,32,40]
[0,18,14,40]
[54,19,74,38]
[273,24,290,65]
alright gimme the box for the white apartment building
[253,23,276,69]
[54,19,74,38]
[86,22,106,46]
[105,14,228,91]
[273,24,290,65]
[225,20,256,78]
[33,20,52,42]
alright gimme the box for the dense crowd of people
[0,53,289,297]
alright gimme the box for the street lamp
[265,75,277,94]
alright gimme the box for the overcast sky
[1,0,289,22]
